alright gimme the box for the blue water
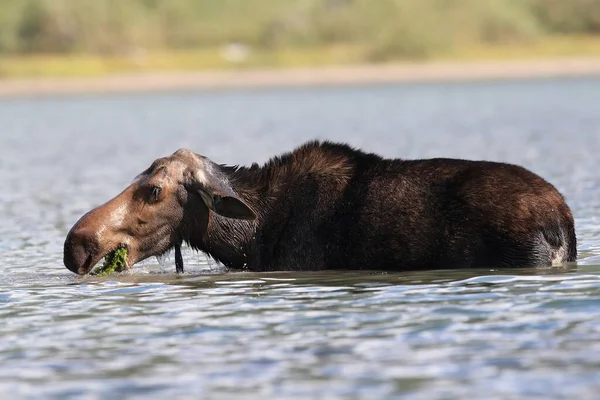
[1,77,599,399]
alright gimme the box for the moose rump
[63,141,577,274]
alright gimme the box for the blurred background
[0,0,599,78]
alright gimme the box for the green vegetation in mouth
[90,248,129,277]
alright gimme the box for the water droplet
[156,249,173,269]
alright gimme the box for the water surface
[1,77,600,399]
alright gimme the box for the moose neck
[191,163,279,270]
[200,214,258,269]
[188,141,357,270]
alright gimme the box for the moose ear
[187,156,257,220]
[198,190,256,220]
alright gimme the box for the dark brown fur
[64,140,576,274]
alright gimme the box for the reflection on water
[1,77,600,399]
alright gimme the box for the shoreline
[2,57,600,97]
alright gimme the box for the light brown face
[63,149,256,275]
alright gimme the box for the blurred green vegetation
[0,0,599,77]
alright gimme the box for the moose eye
[149,186,162,203]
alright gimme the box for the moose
[64,140,577,275]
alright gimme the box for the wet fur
[183,140,576,271]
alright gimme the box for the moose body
[64,141,576,274]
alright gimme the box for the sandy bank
[1,57,600,97]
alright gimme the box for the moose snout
[63,226,100,274]
[63,186,136,274]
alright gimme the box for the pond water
[1,77,599,399]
